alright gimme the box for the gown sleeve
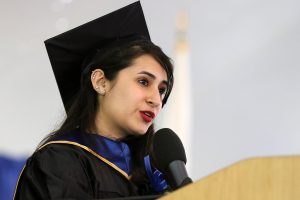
[14,144,94,200]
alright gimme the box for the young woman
[14,2,174,199]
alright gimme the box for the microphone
[150,128,192,190]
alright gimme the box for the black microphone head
[151,128,187,174]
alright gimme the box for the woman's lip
[140,110,155,118]
[140,111,154,123]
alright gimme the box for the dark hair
[42,37,174,194]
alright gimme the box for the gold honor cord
[13,165,26,200]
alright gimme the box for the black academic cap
[44,1,150,110]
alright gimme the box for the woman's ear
[91,69,106,95]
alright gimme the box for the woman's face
[96,54,168,140]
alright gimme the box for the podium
[160,156,300,200]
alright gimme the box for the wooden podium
[159,156,300,200]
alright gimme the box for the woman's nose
[146,90,162,107]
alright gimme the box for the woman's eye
[159,88,167,95]
[138,79,148,86]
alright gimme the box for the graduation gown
[13,131,141,199]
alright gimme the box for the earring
[91,70,97,79]
[95,86,105,95]
[99,89,106,95]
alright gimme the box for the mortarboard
[44,1,150,110]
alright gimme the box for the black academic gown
[13,131,140,200]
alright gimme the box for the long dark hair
[42,37,174,193]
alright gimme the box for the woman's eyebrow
[137,71,168,85]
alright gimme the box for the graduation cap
[44,1,150,110]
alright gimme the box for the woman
[14,2,174,199]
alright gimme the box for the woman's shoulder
[15,142,138,199]
[14,143,95,200]
[27,141,131,181]
[32,131,94,163]
[34,141,87,159]
[36,141,87,157]
[26,142,90,178]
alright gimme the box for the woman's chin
[131,127,148,136]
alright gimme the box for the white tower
[158,11,193,173]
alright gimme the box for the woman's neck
[93,111,128,141]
